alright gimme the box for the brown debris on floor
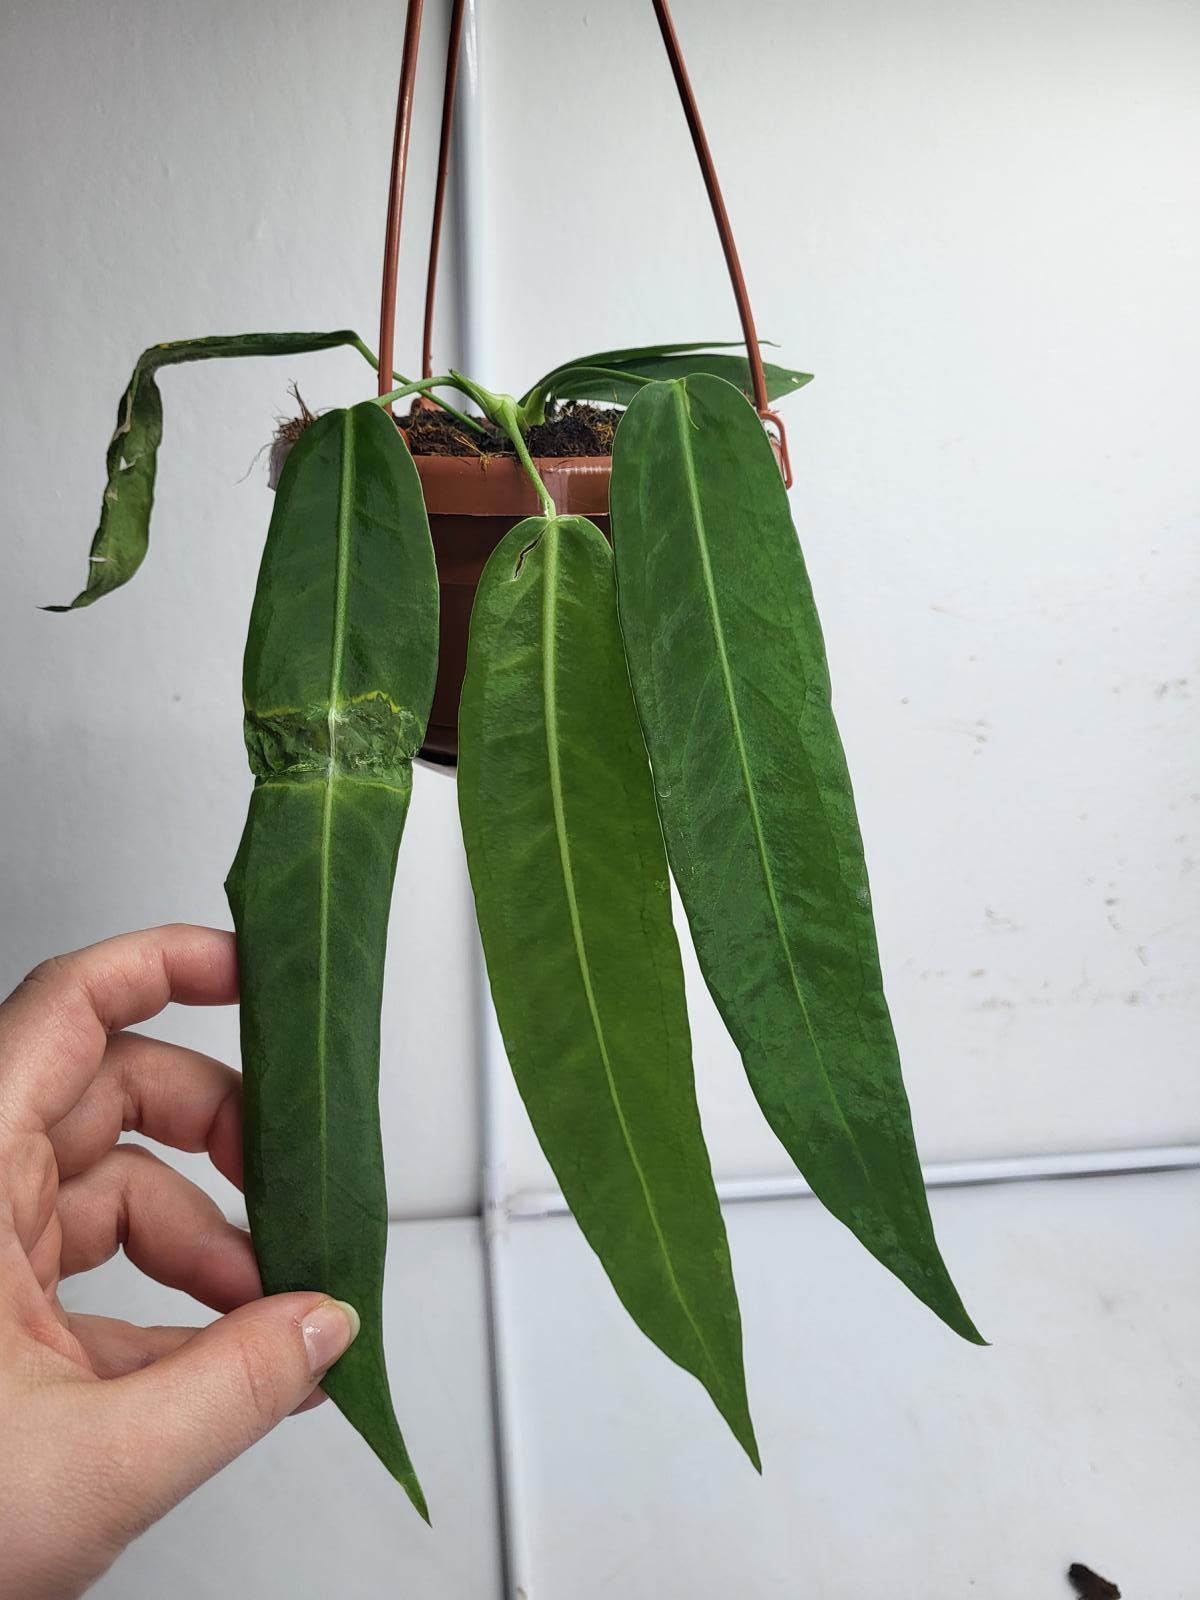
[1068,1561,1121,1599]
[401,400,618,459]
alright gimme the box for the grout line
[377,1144,1200,1227]
[450,8,530,1596]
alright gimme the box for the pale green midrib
[315,409,356,1272]
[539,521,725,1394]
[669,384,877,1197]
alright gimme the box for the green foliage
[48,330,370,610]
[51,318,979,1510]
[458,514,758,1461]
[610,374,980,1344]
[522,339,813,415]
[225,402,439,1516]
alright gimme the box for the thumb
[98,1292,359,1522]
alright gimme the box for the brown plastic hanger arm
[377,0,791,482]
[649,0,767,415]
[649,0,791,484]
[422,0,466,384]
[377,0,426,407]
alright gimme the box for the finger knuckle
[233,1328,289,1427]
[14,954,98,1049]
[22,953,70,989]
[112,1142,162,1172]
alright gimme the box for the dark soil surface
[401,401,618,459]
[269,394,619,484]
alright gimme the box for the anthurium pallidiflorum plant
[50,327,981,1519]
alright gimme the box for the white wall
[506,1173,1200,1597]
[2,3,493,1592]
[0,0,479,1224]
[479,0,1200,1191]
[1,1,1197,1597]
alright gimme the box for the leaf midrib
[315,409,356,1273]
[539,521,722,1388]
[668,383,875,1190]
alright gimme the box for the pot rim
[413,452,612,519]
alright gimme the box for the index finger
[0,925,238,1134]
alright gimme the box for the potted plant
[50,0,980,1523]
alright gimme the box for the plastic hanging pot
[414,451,611,765]
[375,0,793,767]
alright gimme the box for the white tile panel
[482,0,1200,1185]
[0,0,478,1221]
[503,1172,1200,1598]
[64,1219,501,1600]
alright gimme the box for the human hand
[0,925,359,1600]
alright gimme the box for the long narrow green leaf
[548,355,812,409]
[543,337,760,372]
[48,329,369,610]
[611,375,981,1344]
[523,341,812,411]
[459,514,758,1463]
[522,338,765,400]
[225,401,438,1514]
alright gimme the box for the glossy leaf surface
[611,375,981,1344]
[524,340,812,411]
[50,329,367,610]
[459,514,758,1462]
[225,402,438,1513]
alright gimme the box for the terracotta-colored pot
[414,453,612,766]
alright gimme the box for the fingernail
[301,1299,360,1376]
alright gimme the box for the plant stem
[351,335,384,371]
[372,364,559,519]
[505,414,556,519]
[372,375,458,411]
[353,340,486,436]
[449,370,557,518]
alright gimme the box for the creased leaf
[611,374,981,1345]
[524,340,812,411]
[49,330,368,610]
[459,514,758,1463]
[225,401,438,1514]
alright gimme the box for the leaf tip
[381,1449,431,1522]
[408,1480,432,1525]
[941,1293,987,1347]
[719,1393,762,1473]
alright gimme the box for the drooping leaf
[538,338,759,375]
[49,329,370,610]
[611,374,981,1344]
[547,355,812,408]
[459,514,758,1463]
[523,338,774,397]
[523,340,812,412]
[225,400,438,1515]
[519,365,651,420]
